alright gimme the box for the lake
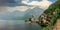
[0,20,42,30]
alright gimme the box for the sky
[0,0,57,13]
[29,0,57,2]
[0,0,57,20]
[49,0,57,2]
[0,0,57,6]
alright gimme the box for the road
[52,19,60,30]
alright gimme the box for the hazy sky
[0,0,57,14]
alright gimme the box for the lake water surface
[0,20,42,30]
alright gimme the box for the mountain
[25,7,45,19]
[0,10,26,20]
[9,10,26,17]
[0,7,45,20]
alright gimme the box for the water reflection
[0,20,42,30]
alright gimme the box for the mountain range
[0,7,45,20]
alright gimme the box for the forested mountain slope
[38,0,60,30]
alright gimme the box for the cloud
[0,6,8,14]
[0,0,16,3]
[7,6,29,12]
[0,6,35,13]
[0,0,53,13]
[22,0,52,9]
[18,6,29,11]
[0,0,27,6]
[0,0,7,2]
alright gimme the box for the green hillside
[38,0,60,30]
[44,0,60,14]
